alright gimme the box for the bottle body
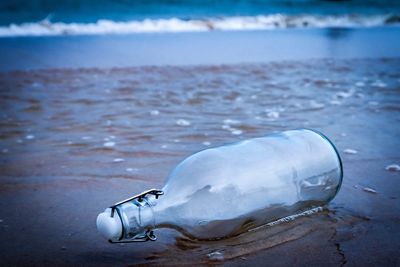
[97,129,343,242]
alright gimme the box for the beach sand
[0,29,400,266]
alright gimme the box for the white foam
[385,164,400,172]
[371,81,388,88]
[355,81,365,87]
[113,158,125,163]
[150,110,160,116]
[363,187,377,194]
[176,119,191,126]
[221,124,243,135]
[335,89,355,99]
[25,135,35,140]
[309,100,325,110]
[344,148,358,154]
[223,119,241,125]
[103,141,115,147]
[266,111,280,119]
[207,250,224,261]
[231,129,243,135]
[0,14,397,37]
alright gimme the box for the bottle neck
[138,199,156,228]
[116,198,156,240]
[116,191,182,241]
[145,194,171,228]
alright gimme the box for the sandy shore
[0,55,399,265]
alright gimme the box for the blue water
[1,0,400,25]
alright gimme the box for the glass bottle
[96,129,343,242]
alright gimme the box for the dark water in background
[1,0,400,25]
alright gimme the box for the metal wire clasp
[108,188,163,243]
[109,188,164,218]
[108,229,157,243]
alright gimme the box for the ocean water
[0,0,400,36]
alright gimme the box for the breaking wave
[0,14,399,37]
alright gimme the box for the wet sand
[0,57,400,266]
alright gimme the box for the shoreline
[0,26,399,71]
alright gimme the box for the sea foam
[0,14,398,37]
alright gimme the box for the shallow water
[1,59,399,181]
[0,58,399,266]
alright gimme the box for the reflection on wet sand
[146,208,368,266]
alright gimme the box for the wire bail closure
[108,229,157,243]
[108,188,163,243]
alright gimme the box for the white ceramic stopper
[96,208,122,240]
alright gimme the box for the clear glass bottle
[96,129,343,242]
